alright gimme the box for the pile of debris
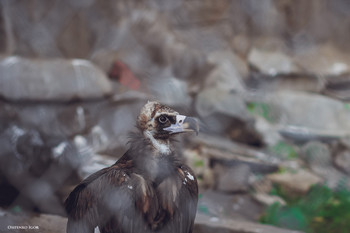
[1,1,350,232]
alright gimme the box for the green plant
[247,102,274,122]
[261,185,350,233]
[345,103,350,112]
[270,141,298,159]
[194,159,205,167]
[269,184,299,204]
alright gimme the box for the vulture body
[65,102,199,233]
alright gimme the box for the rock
[1,0,70,57]
[279,126,348,142]
[267,170,322,195]
[323,73,350,101]
[301,141,350,189]
[214,163,251,193]
[0,56,112,101]
[279,159,303,171]
[254,116,283,146]
[167,0,231,27]
[193,134,280,169]
[0,209,67,233]
[93,98,147,155]
[183,149,214,189]
[195,88,251,133]
[251,37,288,53]
[206,149,278,175]
[3,0,350,60]
[77,153,116,180]
[57,13,96,58]
[194,50,251,133]
[0,90,148,160]
[253,193,286,206]
[0,101,98,138]
[108,60,141,90]
[300,141,332,168]
[294,43,350,76]
[99,8,210,83]
[206,50,249,90]
[257,91,350,142]
[251,176,273,194]
[231,34,252,57]
[0,208,302,233]
[196,51,249,128]
[248,48,299,76]
[146,74,192,108]
[171,23,234,55]
[90,7,211,97]
[0,94,148,215]
[197,190,264,221]
[0,126,80,215]
[340,136,350,149]
[194,212,303,233]
[110,90,150,103]
[308,166,349,190]
[228,118,264,147]
[245,73,323,94]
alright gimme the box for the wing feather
[65,160,135,233]
[65,152,198,233]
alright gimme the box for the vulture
[65,101,199,233]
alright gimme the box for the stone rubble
[1,1,350,233]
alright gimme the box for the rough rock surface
[197,190,264,222]
[194,213,304,233]
[0,208,303,233]
[0,209,66,233]
[0,57,112,101]
[1,1,350,233]
[334,150,350,174]
[267,170,322,195]
[214,164,251,193]
[248,48,299,76]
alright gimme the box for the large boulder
[0,56,112,101]
[250,91,350,142]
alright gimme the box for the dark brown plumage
[65,101,199,233]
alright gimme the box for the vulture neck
[126,131,178,183]
[143,131,171,155]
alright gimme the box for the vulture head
[137,101,199,154]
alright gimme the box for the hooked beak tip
[163,116,199,135]
[184,117,199,135]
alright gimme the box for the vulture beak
[164,115,199,135]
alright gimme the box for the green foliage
[194,159,205,167]
[345,103,350,112]
[11,205,22,213]
[261,185,350,233]
[260,203,307,231]
[198,194,210,214]
[247,102,274,122]
[269,184,299,204]
[198,204,210,214]
[270,141,298,159]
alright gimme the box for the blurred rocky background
[1,0,350,232]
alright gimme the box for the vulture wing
[65,151,198,233]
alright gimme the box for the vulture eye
[158,115,168,124]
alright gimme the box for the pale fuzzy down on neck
[144,131,171,155]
